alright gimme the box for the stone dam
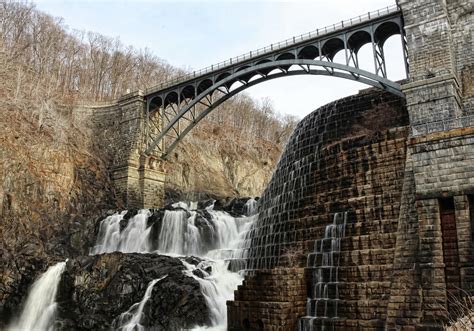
[228,87,412,330]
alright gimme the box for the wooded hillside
[1,1,298,146]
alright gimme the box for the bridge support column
[110,91,166,209]
[399,0,464,128]
[138,156,166,209]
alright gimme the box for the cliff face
[165,122,281,201]
[0,107,118,320]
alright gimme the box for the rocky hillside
[0,102,118,320]
[165,121,282,201]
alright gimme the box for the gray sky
[35,0,406,118]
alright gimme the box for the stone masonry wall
[76,91,165,208]
[386,128,474,329]
[385,1,474,328]
[400,0,472,126]
[227,268,307,331]
[230,94,474,330]
[447,0,473,114]
[400,0,461,125]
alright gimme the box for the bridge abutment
[110,91,165,209]
[400,0,465,127]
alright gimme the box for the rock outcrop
[55,253,209,330]
[164,124,280,201]
[0,108,118,324]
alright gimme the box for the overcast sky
[34,0,406,119]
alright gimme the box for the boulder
[55,253,210,330]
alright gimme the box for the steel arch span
[143,5,407,159]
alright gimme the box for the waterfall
[157,209,188,254]
[182,260,243,329]
[299,212,347,331]
[91,210,152,254]
[243,198,258,216]
[90,201,257,330]
[116,275,168,331]
[8,261,66,331]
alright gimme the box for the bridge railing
[146,4,400,94]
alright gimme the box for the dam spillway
[228,88,411,330]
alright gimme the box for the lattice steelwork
[144,5,407,159]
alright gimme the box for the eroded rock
[55,253,210,330]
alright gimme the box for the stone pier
[80,90,166,209]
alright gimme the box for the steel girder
[144,10,407,159]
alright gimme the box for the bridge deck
[145,4,400,96]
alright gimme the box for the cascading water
[299,212,347,331]
[90,198,258,330]
[8,261,66,331]
[243,198,258,216]
[91,210,152,254]
[115,275,168,331]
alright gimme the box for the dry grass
[443,289,474,330]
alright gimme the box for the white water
[182,260,242,329]
[91,210,152,254]
[244,198,258,216]
[8,261,66,331]
[117,275,168,331]
[91,199,258,330]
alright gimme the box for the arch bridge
[144,4,407,159]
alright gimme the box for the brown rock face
[164,124,281,201]
[229,88,411,330]
[0,109,118,324]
